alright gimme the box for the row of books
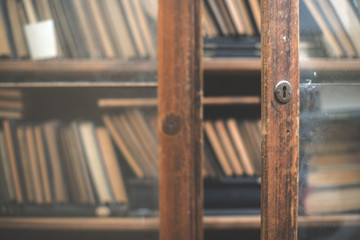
[0,0,157,59]
[103,110,262,179]
[302,141,360,215]
[0,89,23,120]
[0,120,128,205]
[303,0,360,58]
[202,0,261,37]
[204,119,261,178]
[300,111,360,215]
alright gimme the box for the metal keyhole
[275,80,292,104]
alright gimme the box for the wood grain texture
[1,215,359,230]
[261,0,299,239]
[158,0,203,239]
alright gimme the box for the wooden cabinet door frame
[158,0,203,240]
[261,0,300,239]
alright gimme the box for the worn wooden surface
[261,0,299,239]
[158,0,203,239]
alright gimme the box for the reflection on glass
[299,0,360,239]
[0,0,159,239]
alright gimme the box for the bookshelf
[1,0,360,240]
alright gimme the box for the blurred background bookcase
[1,0,360,240]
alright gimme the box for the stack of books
[0,0,157,59]
[204,119,261,178]
[303,141,360,215]
[0,89,23,120]
[0,120,128,208]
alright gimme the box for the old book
[66,127,91,204]
[0,3,11,57]
[0,100,23,110]
[72,0,99,58]
[248,0,261,32]
[0,111,22,119]
[23,0,37,23]
[329,0,360,56]
[305,186,360,215]
[6,0,28,58]
[131,0,156,58]
[70,122,96,204]
[114,115,156,177]
[3,121,23,203]
[120,0,147,58]
[59,129,81,203]
[102,0,136,58]
[226,119,255,176]
[317,0,356,58]
[16,126,34,203]
[60,1,88,58]
[243,121,261,174]
[207,0,229,35]
[308,151,360,168]
[224,0,245,35]
[25,126,44,204]
[0,89,21,99]
[304,141,360,155]
[0,130,16,202]
[239,122,260,175]
[308,166,360,188]
[204,121,233,176]
[103,114,144,178]
[0,133,11,203]
[126,110,158,170]
[303,0,343,58]
[202,3,218,37]
[87,0,116,58]
[48,0,70,57]
[79,122,113,204]
[51,0,79,58]
[236,0,255,35]
[214,120,244,176]
[44,122,68,203]
[34,126,52,204]
[217,0,236,35]
[97,127,128,204]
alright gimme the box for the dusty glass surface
[299,0,360,239]
[0,0,159,239]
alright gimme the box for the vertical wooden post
[261,0,299,239]
[158,0,203,239]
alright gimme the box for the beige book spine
[88,0,116,58]
[226,119,255,176]
[0,131,16,202]
[44,122,68,203]
[79,123,113,204]
[215,120,244,176]
[26,127,43,204]
[3,121,23,203]
[304,0,343,58]
[204,121,233,176]
[34,126,52,204]
[249,0,261,32]
[97,127,128,203]
[103,115,144,178]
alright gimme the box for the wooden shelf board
[97,96,260,107]
[0,60,157,74]
[0,82,158,88]
[1,215,359,230]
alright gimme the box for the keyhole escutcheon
[275,80,292,104]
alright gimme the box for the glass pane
[202,0,261,239]
[299,0,360,239]
[0,0,158,239]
